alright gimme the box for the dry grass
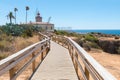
[13,35,39,52]
[0,35,39,60]
[99,37,120,41]
[0,35,41,80]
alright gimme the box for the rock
[98,40,120,54]
[114,36,119,39]
[82,42,91,51]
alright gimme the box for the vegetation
[0,34,39,60]
[0,23,42,60]
[54,30,120,54]
[0,53,9,60]
[54,30,79,37]
[7,12,15,23]
[88,42,100,49]
[0,24,41,37]
[5,6,29,24]
[84,34,98,42]
[54,30,100,50]
[0,6,45,60]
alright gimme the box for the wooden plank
[32,52,36,72]
[85,67,89,80]
[9,67,16,80]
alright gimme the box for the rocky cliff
[98,39,120,54]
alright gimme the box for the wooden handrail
[0,33,50,80]
[52,35,117,80]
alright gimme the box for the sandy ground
[88,49,120,80]
[99,37,120,41]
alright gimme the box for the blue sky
[0,0,120,29]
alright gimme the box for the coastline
[70,30,120,35]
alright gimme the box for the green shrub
[0,53,9,60]
[89,42,100,49]
[54,30,79,37]
[84,34,98,42]
[54,30,69,35]
[0,28,2,34]
[82,43,91,51]
[22,26,33,37]
[0,24,41,37]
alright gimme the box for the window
[51,26,53,30]
[46,26,48,30]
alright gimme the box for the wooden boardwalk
[31,41,78,80]
[0,33,116,80]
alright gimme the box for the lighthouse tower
[35,12,42,22]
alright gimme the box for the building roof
[31,22,54,25]
[22,22,54,25]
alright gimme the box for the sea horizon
[70,29,120,35]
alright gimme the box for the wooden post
[75,52,78,74]
[38,47,41,62]
[63,39,65,47]
[68,43,70,53]
[41,46,43,61]
[46,41,50,54]
[71,47,74,62]
[56,36,57,43]
[46,41,49,55]
[44,47,46,58]
[48,40,50,51]
[9,67,16,80]
[62,38,63,46]
[85,67,89,80]
[57,38,60,44]
[65,41,67,48]
[70,46,73,57]
[55,36,57,42]
[32,52,36,72]
[44,43,47,58]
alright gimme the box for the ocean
[70,30,120,35]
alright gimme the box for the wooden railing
[52,35,117,80]
[0,33,50,80]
